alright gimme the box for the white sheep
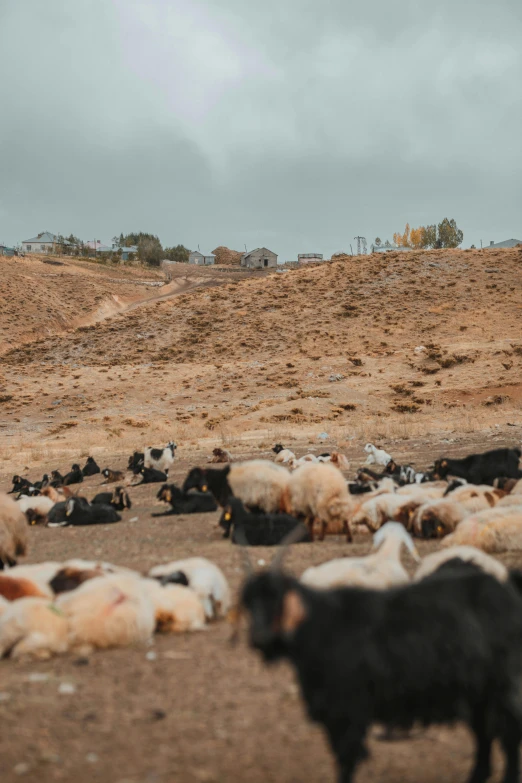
[284,462,354,541]
[412,499,470,538]
[351,493,417,533]
[414,545,508,583]
[441,506,522,553]
[7,562,61,597]
[55,574,155,652]
[301,522,419,590]
[227,460,290,514]
[330,453,350,472]
[274,448,296,465]
[0,492,29,568]
[364,443,392,467]
[148,557,230,620]
[0,597,69,660]
[140,579,206,632]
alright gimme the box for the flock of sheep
[2,438,522,780]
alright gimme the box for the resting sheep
[364,443,392,466]
[414,545,509,583]
[140,579,206,632]
[272,444,296,464]
[0,597,69,660]
[208,447,233,464]
[148,557,230,620]
[442,506,522,553]
[302,522,419,589]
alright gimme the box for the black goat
[50,470,64,487]
[182,467,232,506]
[132,466,167,485]
[63,464,83,486]
[347,482,375,495]
[219,498,309,544]
[49,497,121,527]
[128,451,144,471]
[241,563,522,783]
[154,484,217,515]
[92,486,132,511]
[433,447,522,486]
[82,457,101,476]
[9,475,31,494]
[46,501,68,527]
[33,474,50,490]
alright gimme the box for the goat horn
[271,525,308,571]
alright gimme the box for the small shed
[0,244,16,257]
[298,253,323,264]
[188,250,215,266]
[486,239,522,249]
[240,247,278,269]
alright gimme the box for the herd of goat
[2,439,522,781]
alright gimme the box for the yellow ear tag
[224,512,231,521]
[202,485,208,492]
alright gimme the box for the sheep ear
[441,460,448,468]
[280,590,307,634]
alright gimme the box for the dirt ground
[1,247,522,781]
[1,452,522,783]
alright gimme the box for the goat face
[182,468,208,494]
[272,444,284,454]
[432,459,449,480]
[241,572,307,662]
[157,485,172,504]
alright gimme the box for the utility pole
[354,236,367,256]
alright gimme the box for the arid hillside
[1,247,522,469]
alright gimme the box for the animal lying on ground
[0,493,29,569]
[148,557,230,620]
[272,445,296,464]
[364,443,392,466]
[92,486,132,511]
[144,441,176,473]
[63,464,83,486]
[208,447,233,463]
[0,574,47,600]
[82,457,101,476]
[128,452,144,471]
[442,506,522,553]
[154,484,217,515]
[433,447,522,486]
[16,495,55,526]
[9,476,31,495]
[183,461,290,513]
[0,597,69,659]
[301,522,419,589]
[219,498,310,545]
[50,470,64,487]
[241,557,522,783]
[131,466,168,485]
[48,497,121,527]
[101,468,125,484]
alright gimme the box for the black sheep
[154,484,217,515]
[81,456,101,476]
[50,497,121,526]
[132,466,167,485]
[63,464,84,486]
[433,447,522,486]
[92,486,132,511]
[219,498,310,545]
[241,561,522,783]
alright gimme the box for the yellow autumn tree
[393,223,411,247]
[409,227,424,248]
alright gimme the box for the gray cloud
[1,0,521,255]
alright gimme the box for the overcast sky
[1,0,521,257]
